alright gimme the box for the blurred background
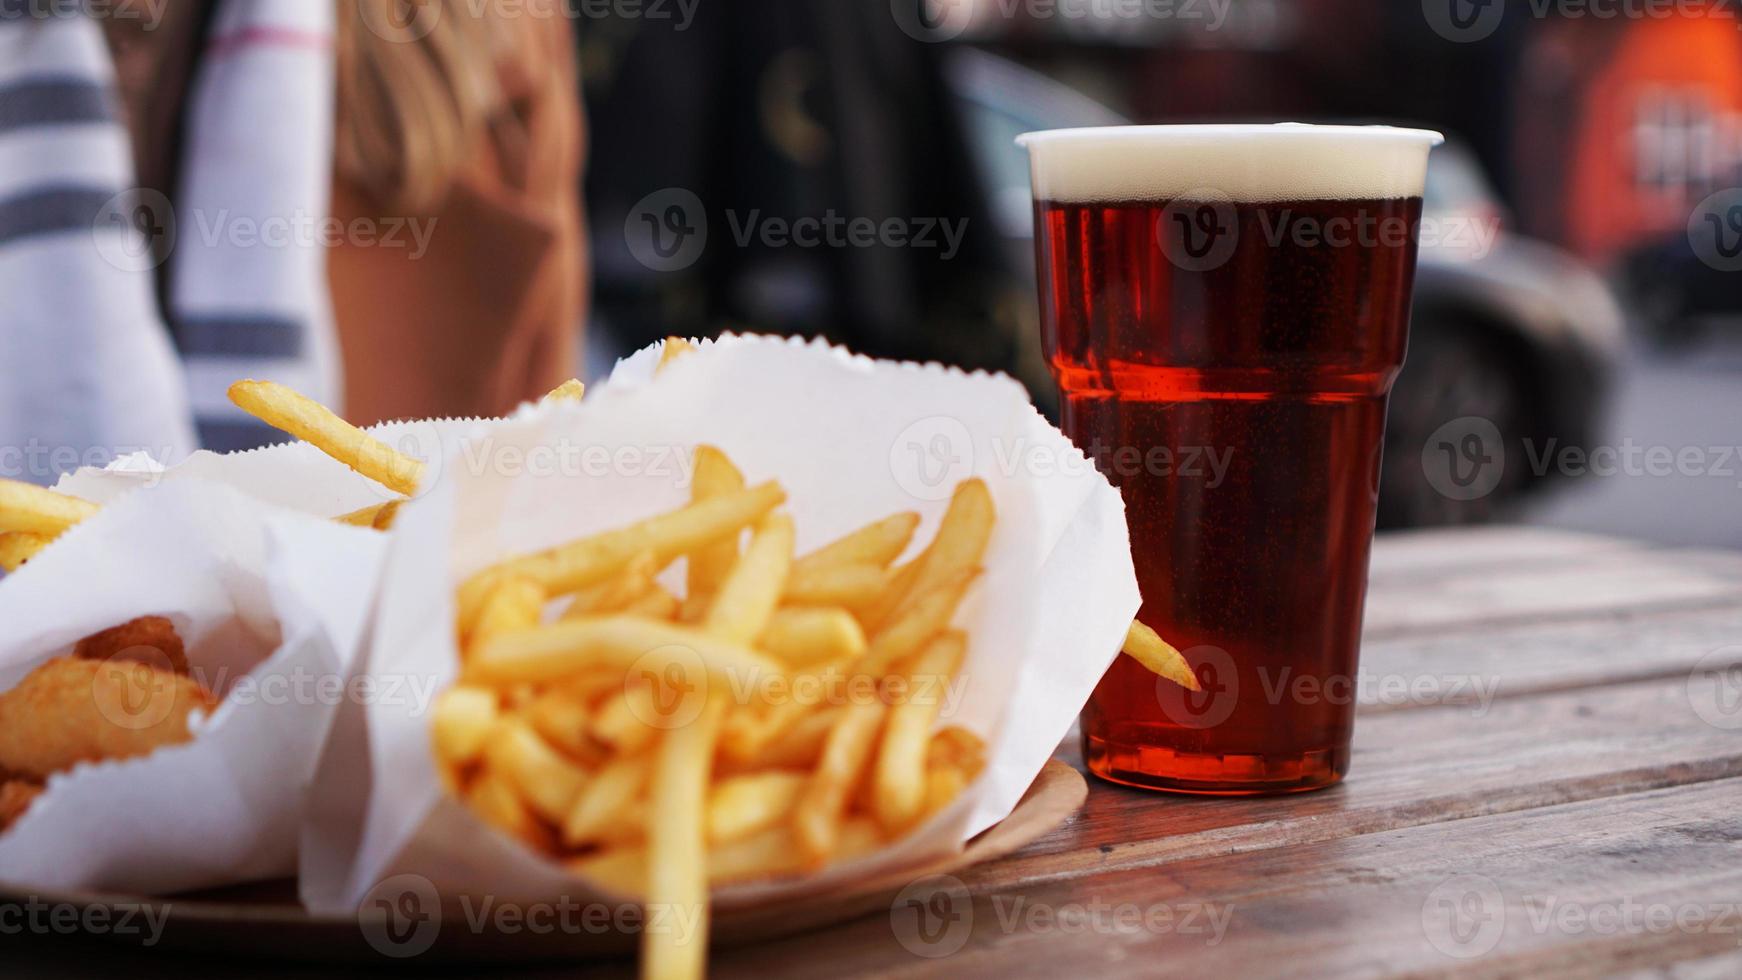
[582,0,1742,546]
[3,0,1740,545]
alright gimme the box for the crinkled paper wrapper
[0,480,386,894]
[303,335,1140,915]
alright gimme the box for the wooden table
[8,528,1742,978]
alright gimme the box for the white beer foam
[1018,124,1444,203]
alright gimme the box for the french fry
[854,568,978,679]
[708,771,808,844]
[624,585,682,621]
[227,380,425,496]
[685,447,745,608]
[873,631,967,832]
[793,699,887,866]
[859,559,921,631]
[572,818,884,894]
[0,532,50,572]
[431,686,501,767]
[525,687,604,765]
[471,577,547,648]
[465,615,783,690]
[790,513,919,577]
[484,719,591,824]
[1123,620,1201,691]
[0,480,98,538]
[456,482,786,632]
[643,694,726,980]
[757,607,866,666]
[544,379,587,403]
[590,683,660,753]
[928,726,987,772]
[658,337,696,370]
[337,500,401,530]
[880,479,994,625]
[561,551,662,620]
[563,752,652,847]
[467,768,553,851]
[782,562,887,609]
[731,706,843,771]
[700,514,794,645]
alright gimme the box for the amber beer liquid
[1021,126,1442,794]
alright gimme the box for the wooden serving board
[0,759,1085,966]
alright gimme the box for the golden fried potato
[0,657,217,779]
[72,616,190,676]
[0,778,42,832]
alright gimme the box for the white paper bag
[304,335,1139,913]
[0,480,387,894]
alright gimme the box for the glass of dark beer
[1020,124,1442,795]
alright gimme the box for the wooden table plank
[983,674,1742,891]
[1364,545,1742,639]
[712,778,1742,979]
[1359,603,1742,709]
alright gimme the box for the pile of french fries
[432,443,995,979]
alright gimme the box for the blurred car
[947,49,1622,528]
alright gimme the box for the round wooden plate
[0,760,1085,965]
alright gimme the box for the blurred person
[0,0,584,479]
[579,0,1024,389]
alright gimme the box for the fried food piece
[0,658,217,779]
[0,778,43,832]
[72,616,190,676]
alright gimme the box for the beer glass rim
[1016,123,1445,149]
